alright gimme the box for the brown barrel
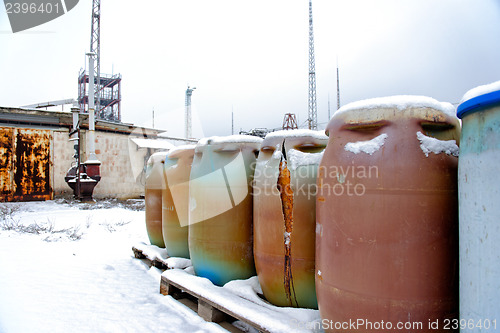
[145,151,168,247]
[316,96,460,332]
[253,130,327,309]
[188,135,262,286]
[162,145,195,258]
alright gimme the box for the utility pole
[307,0,318,130]
[90,0,101,119]
[283,113,299,130]
[337,56,341,110]
[328,93,331,120]
[185,86,196,139]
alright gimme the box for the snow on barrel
[162,145,196,258]
[188,135,263,286]
[253,129,327,309]
[316,95,460,332]
[457,80,500,325]
[145,151,169,248]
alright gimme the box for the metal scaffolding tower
[78,71,121,121]
[78,0,122,122]
[307,0,318,130]
[185,86,196,139]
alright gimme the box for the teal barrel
[162,145,196,258]
[457,81,500,328]
[188,135,263,286]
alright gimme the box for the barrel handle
[419,121,459,142]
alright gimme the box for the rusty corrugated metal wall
[0,128,14,199]
[0,127,52,202]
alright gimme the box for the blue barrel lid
[457,89,500,118]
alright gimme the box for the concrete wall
[52,129,76,197]
[44,128,156,199]
[88,131,150,199]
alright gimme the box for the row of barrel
[144,87,499,332]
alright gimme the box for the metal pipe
[71,107,79,132]
[86,52,98,161]
[76,126,81,199]
[70,107,81,199]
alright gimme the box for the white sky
[1,0,500,138]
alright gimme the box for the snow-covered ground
[0,199,231,333]
[0,199,322,333]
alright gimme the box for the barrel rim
[457,89,500,119]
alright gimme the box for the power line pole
[328,93,331,120]
[307,0,318,130]
[231,108,234,135]
[90,0,101,119]
[283,113,299,130]
[336,56,341,110]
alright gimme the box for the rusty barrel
[316,96,460,332]
[457,83,500,324]
[162,145,195,258]
[253,129,327,309]
[188,135,263,286]
[145,151,168,247]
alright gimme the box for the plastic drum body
[457,83,500,328]
[316,96,460,332]
[145,151,168,247]
[162,145,196,258]
[253,129,327,308]
[188,135,263,286]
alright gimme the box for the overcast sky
[1,0,500,138]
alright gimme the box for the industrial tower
[307,0,318,130]
[78,0,122,122]
[337,58,341,110]
[185,86,196,139]
[283,113,299,130]
[90,0,100,117]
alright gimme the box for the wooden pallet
[160,269,319,333]
[132,243,168,270]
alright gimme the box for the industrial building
[0,107,194,202]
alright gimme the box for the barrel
[253,129,327,309]
[145,151,168,247]
[457,82,500,327]
[316,96,460,332]
[188,135,263,286]
[162,145,196,258]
